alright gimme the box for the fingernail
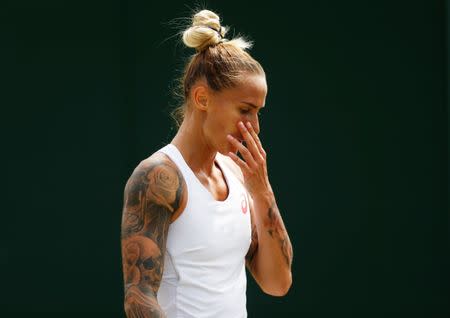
[238,121,245,128]
[246,122,252,128]
[227,134,233,140]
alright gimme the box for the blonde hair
[171,9,265,126]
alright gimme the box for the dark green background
[2,0,448,316]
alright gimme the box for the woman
[121,9,293,318]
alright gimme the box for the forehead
[218,74,267,106]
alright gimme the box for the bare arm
[223,154,292,296]
[227,121,293,296]
[121,154,186,317]
[245,195,293,296]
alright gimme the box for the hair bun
[182,10,228,51]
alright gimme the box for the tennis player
[121,9,293,318]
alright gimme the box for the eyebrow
[241,101,265,109]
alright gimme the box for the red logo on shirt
[241,193,248,214]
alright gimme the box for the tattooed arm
[121,153,187,317]
[225,120,293,296]
[245,195,293,296]
[221,154,293,296]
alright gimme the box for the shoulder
[132,151,179,179]
[216,153,245,184]
[125,151,187,222]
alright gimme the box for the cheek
[204,108,242,151]
[209,111,236,134]
[205,115,225,137]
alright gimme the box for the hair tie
[206,26,223,39]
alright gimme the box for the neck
[171,111,217,176]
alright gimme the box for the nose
[248,114,260,135]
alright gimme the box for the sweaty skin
[121,154,187,318]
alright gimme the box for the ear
[191,84,209,111]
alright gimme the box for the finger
[227,151,251,173]
[227,134,257,168]
[227,134,258,169]
[238,122,264,163]
[245,122,266,159]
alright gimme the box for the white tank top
[156,143,252,318]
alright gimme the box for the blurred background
[2,0,448,316]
